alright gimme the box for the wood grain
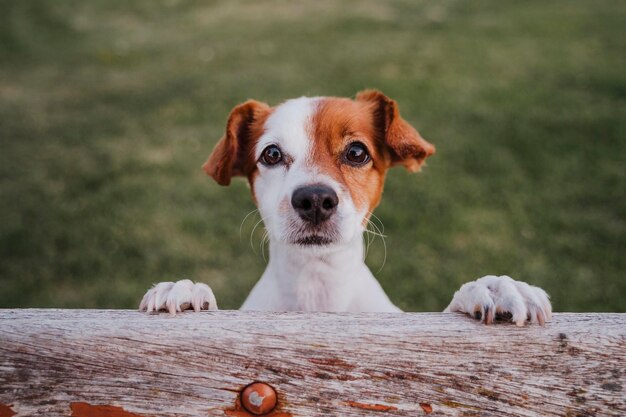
[0,310,624,416]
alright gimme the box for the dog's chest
[292,262,350,312]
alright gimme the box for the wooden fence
[0,310,624,416]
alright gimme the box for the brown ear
[203,100,270,185]
[356,90,435,172]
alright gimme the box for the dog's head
[203,90,435,249]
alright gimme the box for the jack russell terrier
[140,90,552,326]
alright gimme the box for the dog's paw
[139,279,218,315]
[444,275,551,326]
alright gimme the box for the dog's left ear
[203,100,271,185]
[356,90,435,172]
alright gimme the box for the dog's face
[203,90,435,248]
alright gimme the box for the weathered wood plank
[0,310,624,416]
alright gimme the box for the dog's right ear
[356,90,435,172]
[203,100,271,186]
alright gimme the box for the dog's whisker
[363,217,387,273]
[367,211,386,234]
[249,217,266,254]
[363,225,372,259]
[365,218,377,259]
[239,209,260,241]
[366,234,374,260]
[364,228,386,239]
[249,213,279,259]
[260,229,270,262]
[369,219,387,238]
[378,233,388,273]
[364,221,386,238]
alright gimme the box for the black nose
[291,184,339,226]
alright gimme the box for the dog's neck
[264,234,367,311]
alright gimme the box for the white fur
[255,97,317,162]
[240,237,399,312]
[254,97,363,248]
[140,97,551,325]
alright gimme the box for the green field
[1,0,624,312]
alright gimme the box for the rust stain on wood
[224,396,292,417]
[224,411,292,417]
[342,401,398,412]
[419,402,433,413]
[0,404,16,417]
[70,402,147,417]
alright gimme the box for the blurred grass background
[1,0,624,312]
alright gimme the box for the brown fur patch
[203,100,272,189]
[308,97,389,215]
[356,90,435,172]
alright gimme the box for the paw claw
[536,309,546,326]
[484,305,494,325]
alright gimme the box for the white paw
[444,275,552,326]
[139,279,218,315]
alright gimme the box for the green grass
[1,0,624,312]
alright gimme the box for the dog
[139,90,552,326]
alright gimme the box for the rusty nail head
[241,382,278,415]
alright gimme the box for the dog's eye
[344,142,370,166]
[261,145,283,166]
